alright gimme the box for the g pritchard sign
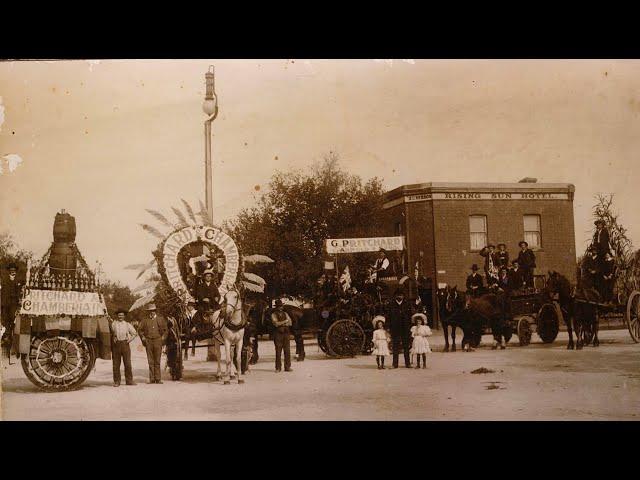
[326,236,405,254]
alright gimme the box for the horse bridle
[220,286,247,332]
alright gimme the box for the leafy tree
[225,153,386,298]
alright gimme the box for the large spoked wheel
[626,291,640,343]
[326,319,365,357]
[517,317,532,347]
[21,332,95,391]
[537,303,560,344]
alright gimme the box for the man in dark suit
[1,264,22,350]
[137,303,168,384]
[386,288,413,369]
[466,264,484,297]
[581,246,600,293]
[517,241,536,288]
[508,260,525,291]
[195,271,220,312]
[592,220,611,258]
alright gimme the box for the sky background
[1,59,638,288]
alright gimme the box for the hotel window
[469,215,487,251]
[523,214,541,249]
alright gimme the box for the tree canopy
[225,154,386,298]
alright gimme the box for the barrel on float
[49,210,78,273]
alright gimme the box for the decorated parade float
[8,211,112,391]
[128,201,268,382]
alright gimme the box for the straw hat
[412,313,427,324]
[372,315,386,328]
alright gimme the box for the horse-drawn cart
[5,211,113,391]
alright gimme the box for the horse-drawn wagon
[3,211,113,391]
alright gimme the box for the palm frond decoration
[132,279,159,294]
[129,292,156,312]
[136,258,158,280]
[198,199,212,226]
[171,206,189,228]
[146,209,174,229]
[181,199,198,225]
[124,263,148,271]
[243,272,266,286]
[140,224,165,240]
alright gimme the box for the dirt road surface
[2,329,639,420]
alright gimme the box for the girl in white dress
[411,313,432,369]
[371,315,390,370]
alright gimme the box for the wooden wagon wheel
[21,332,95,391]
[626,290,640,343]
[537,303,560,344]
[517,316,532,346]
[326,319,365,357]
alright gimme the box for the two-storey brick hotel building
[381,179,577,298]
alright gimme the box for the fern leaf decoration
[135,257,158,280]
[181,199,198,225]
[198,199,212,226]
[124,263,148,271]
[146,209,174,230]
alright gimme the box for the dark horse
[436,285,465,351]
[544,271,599,349]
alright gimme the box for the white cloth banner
[20,289,106,316]
[326,236,405,254]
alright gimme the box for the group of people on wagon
[466,240,537,297]
[581,219,616,303]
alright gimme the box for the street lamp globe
[202,98,217,116]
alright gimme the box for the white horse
[208,286,247,385]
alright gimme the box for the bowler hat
[5,263,17,271]
[594,219,605,226]
[203,270,214,277]
[497,243,506,249]
[487,244,496,249]
[146,303,157,311]
[512,260,519,265]
[471,264,479,271]
[115,308,128,316]
[518,241,528,248]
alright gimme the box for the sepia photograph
[1,59,639,421]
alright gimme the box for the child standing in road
[372,316,390,370]
[411,313,432,369]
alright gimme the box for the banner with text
[326,236,405,254]
[20,289,106,316]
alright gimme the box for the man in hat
[110,309,137,387]
[592,219,611,259]
[516,241,536,288]
[137,303,168,384]
[270,299,293,372]
[466,264,483,297]
[385,288,413,368]
[195,271,220,313]
[479,244,499,286]
[496,243,509,270]
[1,263,22,348]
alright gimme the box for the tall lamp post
[202,65,219,224]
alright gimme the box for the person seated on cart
[195,270,221,314]
[592,219,611,260]
[508,260,525,293]
[601,251,616,304]
[516,241,536,289]
[581,245,601,297]
[372,249,391,281]
[466,264,484,297]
